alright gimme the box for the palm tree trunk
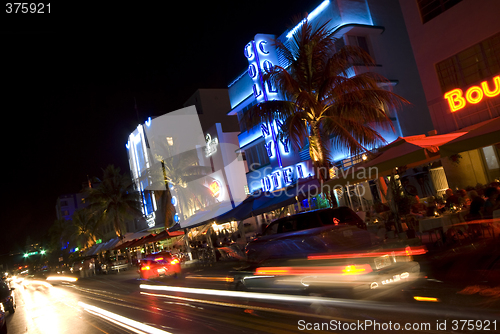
[309,125,336,207]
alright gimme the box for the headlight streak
[163,301,204,310]
[184,275,234,282]
[78,302,172,334]
[22,280,53,288]
[46,276,78,282]
[139,291,350,322]
[139,285,495,320]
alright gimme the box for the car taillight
[170,259,179,265]
[341,264,372,275]
[141,266,150,271]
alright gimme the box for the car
[0,305,6,334]
[0,281,15,315]
[102,255,129,274]
[138,252,181,280]
[237,224,421,296]
[245,207,366,263]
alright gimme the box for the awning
[251,178,320,215]
[121,231,151,243]
[177,178,322,230]
[439,116,500,157]
[325,132,466,187]
[179,202,235,229]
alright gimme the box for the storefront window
[482,145,500,182]
[483,145,500,169]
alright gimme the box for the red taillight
[341,264,372,275]
[170,259,179,265]
[141,266,150,271]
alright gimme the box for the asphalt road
[4,264,500,334]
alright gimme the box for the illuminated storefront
[399,0,500,188]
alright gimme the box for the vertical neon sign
[245,34,288,168]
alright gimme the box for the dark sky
[0,1,318,256]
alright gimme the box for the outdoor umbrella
[325,132,467,188]
[439,116,500,157]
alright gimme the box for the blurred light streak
[140,291,349,321]
[140,285,490,320]
[255,264,372,276]
[185,275,234,282]
[22,280,53,288]
[78,302,172,334]
[307,246,427,260]
[46,276,78,282]
[413,296,440,302]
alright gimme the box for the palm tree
[87,165,142,240]
[71,207,99,250]
[47,218,73,252]
[247,19,408,181]
[150,139,217,229]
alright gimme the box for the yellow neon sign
[444,75,500,112]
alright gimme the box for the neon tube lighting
[286,0,330,39]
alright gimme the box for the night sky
[1,1,316,256]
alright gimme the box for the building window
[347,35,370,57]
[436,32,500,93]
[244,142,270,169]
[417,0,462,24]
[237,101,257,133]
[60,200,68,207]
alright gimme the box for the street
[5,260,500,334]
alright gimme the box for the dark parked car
[0,281,15,314]
[0,307,6,334]
[102,255,129,274]
[245,207,367,263]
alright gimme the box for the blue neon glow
[171,196,177,206]
[174,214,180,222]
[286,0,331,39]
[145,117,151,127]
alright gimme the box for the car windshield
[0,282,10,298]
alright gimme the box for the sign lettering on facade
[444,75,500,112]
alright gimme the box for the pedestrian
[483,187,500,219]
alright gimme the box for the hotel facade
[227,0,434,204]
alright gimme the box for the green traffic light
[23,254,29,258]
[40,250,46,254]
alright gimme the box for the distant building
[55,193,88,221]
[183,89,239,133]
[126,89,245,230]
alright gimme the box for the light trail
[78,302,173,334]
[139,284,498,320]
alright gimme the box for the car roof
[143,252,172,260]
